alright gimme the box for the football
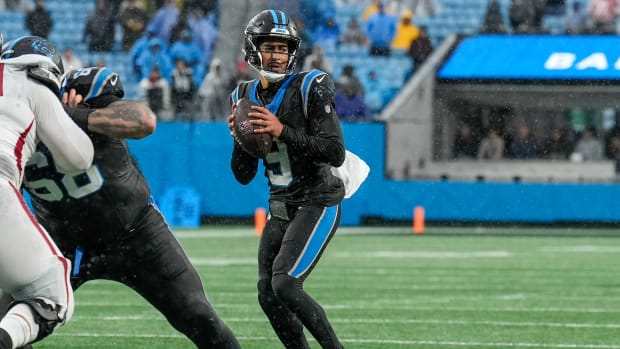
[233,98,273,159]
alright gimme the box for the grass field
[35,225,620,349]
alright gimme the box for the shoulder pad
[61,67,124,102]
[300,69,333,117]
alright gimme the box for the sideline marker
[413,206,425,234]
[255,207,267,236]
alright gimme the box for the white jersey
[0,56,94,335]
[0,57,94,186]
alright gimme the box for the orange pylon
[255,207,267,236]
[413,206,425,234]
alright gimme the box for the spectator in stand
[408,26,433,70]
[339,17,368,46]
[542,127,572,160]
[137,37,174,82]
[588,0,618,34]
[365,2,398,56]
[25,0,52,39]
[139,66,173,120]
[170,58,196,120]
[61,47,83,72]
[573,126,604,161]
[302,44,333,74]
[605,127,620,171]
[312,12,341,50]
[565,1,588,34]
[453,123,479,159]
[335,64,366,121]
[364,70,387,116]
[169,29,205,87]
[479,0,509,34]
[118,0,148,51]
[83,0,115,52]
[510,0,546,33]
[199,58,229,121]
[509,125,538,159]
[187,7,219,67]
[391,10,420,52]
[478,128,505,160]
[335,89,367,122]
[129,30,159,81]
[145,0,180,45]
[168,11,191,46]
[335,64,365,98]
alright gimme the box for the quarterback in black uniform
[228,10,346,349]
[13,67,240,349]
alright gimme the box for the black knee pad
[10,298,61,343]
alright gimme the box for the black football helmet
[61,67,124,104]
[1,36,64,93]
[243,9,300,82]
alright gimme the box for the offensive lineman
[4,66,240,348]
[0,36,94,349]
[228,10,346,349]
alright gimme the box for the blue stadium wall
[126,121,620,225]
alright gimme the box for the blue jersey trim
[301,69,325,118]
[289,205,339,278]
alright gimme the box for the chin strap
[259,69,288,82]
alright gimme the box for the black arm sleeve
[231,140,259,185]
[278,76,345,167]
[63,105,94,132]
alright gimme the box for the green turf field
[36,226,620,349]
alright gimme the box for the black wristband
[63,105,94,131]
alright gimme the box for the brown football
[233,98,273,159]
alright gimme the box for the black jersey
[22,96,151,244]
[231,70,346,207]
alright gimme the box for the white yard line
[52,332,620,348]
[70,315,620,329]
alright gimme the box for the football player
[227,10,346,349]
[0,36,94,349]
[4,66,240,349]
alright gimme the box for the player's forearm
[88,101,156,139]
[231,142,258,184]
[280,126,345,166]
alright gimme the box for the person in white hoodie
[0,35,94,349]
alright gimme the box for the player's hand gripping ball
[233,98,273,159]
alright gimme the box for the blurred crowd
[3,0,221,121]
[452,106,620,170]
[480,0,620,35]
[10,0,618,125]
[271,0,436,122]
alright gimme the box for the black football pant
[257,203,344,349]
[56,204,240,349]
